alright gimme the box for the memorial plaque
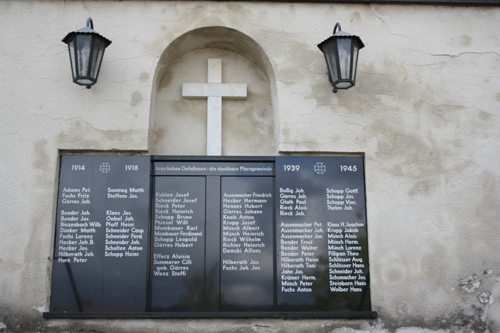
[220,177,274,311]
[46,155,374,318]
[151,177,206,311]
[151,160,275,312]
[275,156,371,312]
[50,155,150,312]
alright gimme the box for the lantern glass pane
[76,35,92,78]
[68,39,77,80]
[322,40,339,83]
[352,43,360,83]
[337,38,352,80]
[336,81,353,89]
[90,38,105,80]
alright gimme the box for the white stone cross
[182,59,247,155]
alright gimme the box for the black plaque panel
[50,155,150,312]
[220,177,274,311]
[150,177,206,311]
[275,156,371,312]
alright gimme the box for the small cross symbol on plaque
[182,59,247,155]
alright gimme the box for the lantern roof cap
[62,17,112,47]
[318,23,365,49]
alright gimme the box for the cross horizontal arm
[182,83,247,99]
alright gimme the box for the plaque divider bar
[273,166,277,312]
[43,311,378,319]
[272,172,278,312]
[205,176,221,311]
[360,156,373,311]
[146,158,155,312]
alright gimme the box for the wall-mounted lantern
[318,23,364,93]
[62,18,112,89]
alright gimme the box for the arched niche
[150,26,278,155]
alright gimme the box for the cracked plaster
[0,1,499,332]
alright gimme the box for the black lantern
[62,18,112,89]
[318,23,364,93]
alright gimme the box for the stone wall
[0,0,499,331]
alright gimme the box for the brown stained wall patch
[33,139,49,171]
[460,35,472,47]
[140,71,149,82]
[131,92,143,106]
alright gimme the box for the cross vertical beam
[182,59,247,155]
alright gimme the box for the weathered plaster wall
[0,1,499,332]
[152,26,276,155]
[154,48,275,155]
